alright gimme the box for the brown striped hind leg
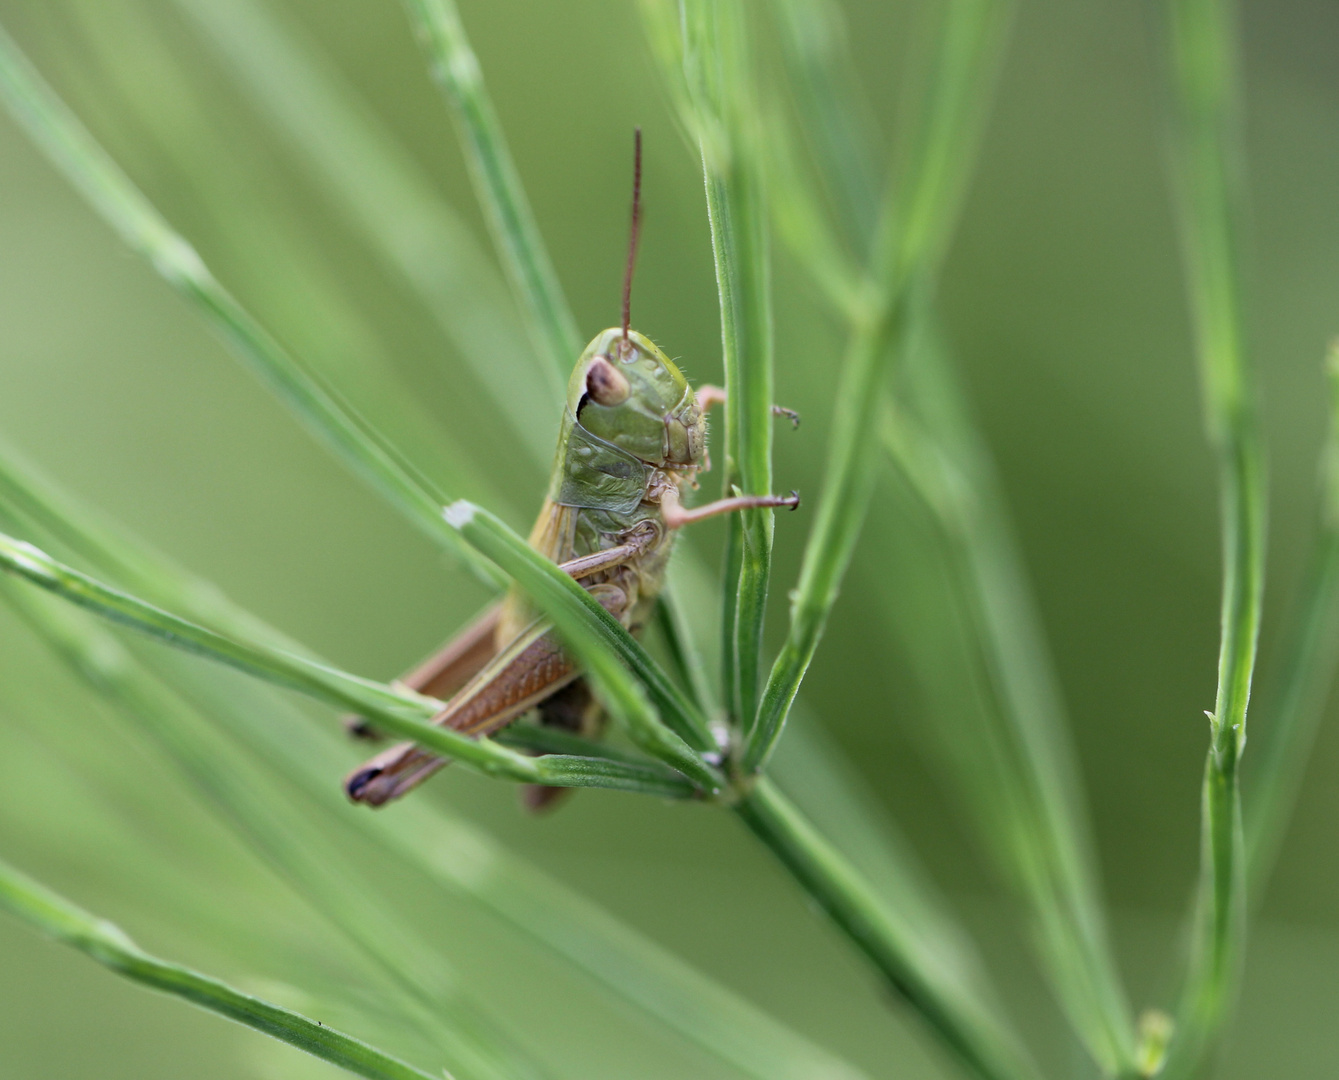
[345,583,630,807]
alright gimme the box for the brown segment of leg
[342,603,503,740]
[346,585,630,808]
[345,626,580,806]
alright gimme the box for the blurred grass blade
[881,323,1137,1074]
[398,0,581,381]
[0,856,439,1080]
[0,582,543,1080]
[751,0,1010,774]
[0,438,315,655]
[1159,0,1265,1074]
[167,664,875,1080]
[735,780,1037,1080]
[0,20,504,588]
[1246,342,1339,890]
[769,0,883,249]
[0,528,696,798]
[172,0,562,459]
[642,0,778,733]
[55,1,501,514]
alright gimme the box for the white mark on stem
[443,500,477,529]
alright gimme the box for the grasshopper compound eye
[586,354,631,406]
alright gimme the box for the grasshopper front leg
[660,485,800,529]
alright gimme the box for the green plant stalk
[0,857,439,1080]
[880,334,1137,1073]
[734,780,1036,1080]
[0,582,540,1080]
[1161,0,1265,1073]
[750,0,1010,774]
[0,21,509,592]
[399,0,581,382]
[1245,345,1339,889]
[1246,526,1339,887]
[151,651,874,1080]
[639,0,779,735]
[769,0,882,248]
[0,530,696,799]
[762,0,1142,1069]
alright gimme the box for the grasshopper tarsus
[772,405,801,429]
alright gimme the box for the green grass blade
[749,0,1009,773]
[172,0,563,458]
[881,323,1138,1074]
[0,856,440,1080]
[0,528,693,798]
[641,0,779,735]
[398,0,581,380]
[768,0,883,248]
[1246,343,1339,891]
[0,20,504,589]
[734,780,1037,1080]
[1159,0,1265,1074]
[0,581,543,1080]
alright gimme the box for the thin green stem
[0,21,503,590]
[0,857,438,1080]
[769,0,883,248]
[750,0,1009,773]
[880,327,1137,1074]
[1161,0,1265,1074]
[734,780,1036,1080]
[650,0,778,735]
[399,0,581,381]
[0,530,695,799]
[1246,344,1339,890]
[748,281,908,772]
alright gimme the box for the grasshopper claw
[772,405,801,429]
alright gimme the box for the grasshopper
[345,132,798,809]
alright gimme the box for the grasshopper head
[570,328,705,469]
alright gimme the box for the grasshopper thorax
[549,328,705,514]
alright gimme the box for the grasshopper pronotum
[345,132,798,810]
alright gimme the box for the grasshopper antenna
[622,127,642,343]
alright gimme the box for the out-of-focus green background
[0,1,1337,1077]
